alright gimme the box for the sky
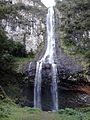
[41,0,56,7]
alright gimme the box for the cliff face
[1,0,47,53]
[54,0,90,82]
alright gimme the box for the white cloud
[41,0,55,7]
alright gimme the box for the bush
[0,106,10,118]
[58,108,78,115]
[0,28,27,72]
[11,42,26,57]
[0,53,15,71]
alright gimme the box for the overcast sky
[41,0,55,7]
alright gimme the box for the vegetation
[0,29,14,72]
[0,98,90,120]
[56,0,90,67]
[0,1,90,120]
[0,3,35,87]
[0,99,41,120]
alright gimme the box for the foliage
[0,99,41,120]
[0,28,27,72]
[0,53,15,71]
[0,2,35,87]
[56,0,90,66]
[0,27,30,89]
[0,98,90,120]
[9,41,26,57]
[0,4,15,19]
[0,29,14,72]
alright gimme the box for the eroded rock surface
[1,0,47,53]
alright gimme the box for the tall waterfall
[34,7,58,111]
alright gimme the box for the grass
[14,56,33,62]
[14,56,33,66]
[14,56,34,72]
[0,99,90,120]
[0,99,40,120]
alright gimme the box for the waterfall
[34,61,42,109]
[34,7,58,111]
[51,64,58,111]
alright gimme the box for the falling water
[51,64,58,111]
[34,61,42,109]
[34,7,58,111]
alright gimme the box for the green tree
[0,28,15,72]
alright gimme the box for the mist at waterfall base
[34,6,58,111]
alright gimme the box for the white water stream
[34,7,58,111]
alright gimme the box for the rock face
[23,6,90,110]
[1,0,47,53]
[23,62,90,110]
[1,0,89,110]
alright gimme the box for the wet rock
[42,63,52,85]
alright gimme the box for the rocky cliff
[1,0,47,53]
